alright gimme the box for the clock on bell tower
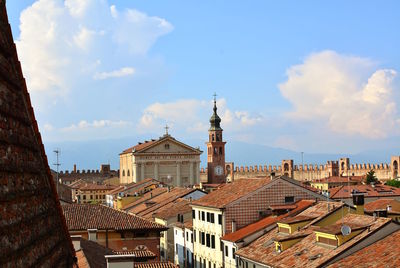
[207,94,226,184]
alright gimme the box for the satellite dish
[341,225,352,236]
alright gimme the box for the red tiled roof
[364,198,400,214]
[313,176,364,184]
[221,200,316,242]
[112,249,156,258]
[77,183,117,191]
[134,262,178,268]
[192,178,272,208]
[128,187,195,219]
[121,140,157,154]
[153,198,192,220]
[269,204,298,210]
[328,230,400,267]
[62,204,167,231]
[329,184,400,199]
[279,215,316,224]
[235,213,391,268]
[122,187,168,210]
[78,238,113,268]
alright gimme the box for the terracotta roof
[316,222,367,235]
[134,262,178,268]
[77,183,117,191]
[192,178,272,208]
[121,140,157,154]
[279,215,316,224]
[235,213,391,268]
[221,200,316,242]
[329,184,400,199]
[112,249,156,258]
[153,198,192,220]
[0,2,75,266]
[127,187,196,219]
[122,187,168,210]
[269,204,298,210]
[364,198,400,214]
[108,178,160,195]
[328,230,400,267]
[313,176,364,184]
[62,204,167,231]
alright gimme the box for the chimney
[71,235,82,251]
[150,192,153,198]
[231,220,237,232]
[387,205,392,212]
[351,191,364,215]
[88,229,98,242]
[74,164,77,173]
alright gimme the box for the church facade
[119,134,202,186]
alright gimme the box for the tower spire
[209,93,222,130]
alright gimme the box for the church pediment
[136,136,202,155]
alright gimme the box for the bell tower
[207,94,226,183]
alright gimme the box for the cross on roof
[164,124,169,135]
[213,92,217,101]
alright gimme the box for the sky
[5,0,400,167]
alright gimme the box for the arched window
[122,170,125,176]
[219,147,223,155]
[127,170,130,176]
[214,147,217,155]
[284,163,289,171]
[212,134,215,141]
[216,134,220,141]
[394,160,398,170]
[341,162,345,170]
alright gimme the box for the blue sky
[5,1,400,161]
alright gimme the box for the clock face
[214,165,224,176]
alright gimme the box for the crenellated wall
[200,157,399,182]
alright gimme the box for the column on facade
[189,161,194,185]
[140,162,145,182]
[195,161,200,184]
[154,161,159,180]
[176,162,181,186]
[134,163,140,183]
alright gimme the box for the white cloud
[279,50,399,139]
[93,67,135,80]
[62,119,130,132]
[138,98,265,137]
[15,0,172,96]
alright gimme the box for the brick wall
[0,1,74,266]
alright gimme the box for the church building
[119,130,202,186]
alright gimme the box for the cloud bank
[279,50,399,139]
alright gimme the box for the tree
[365,170,378,185]
[385,180,400,188]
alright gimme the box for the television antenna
[53,149,61,194]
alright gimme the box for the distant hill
[44,136,399,171]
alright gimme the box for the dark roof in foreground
[78,239,113,268]
[0,1,74,266]
[62,204,167,231]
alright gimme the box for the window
[218,214,222,225]
[219,147,223,155]
[198,211,201,220]
[90,195,93,199]
[211,213,215,223]
[191,233,193,243]
[220,241,223,251]
[122,170,125,176]
[246,262,248,268]
[225,246,229,257]
[211,235,215,249]
[207,212,210,222]
[194,231,196,242]
[285,196,295,203]
[232,248,235,258]
[193,210,196,219]
[176,244,178,254]
[206,234,210,247]
[186,232,189,241]
[212,134,215,141]
[102,195,105,199]
[83,195,86,200]
[201,232,205,245]
[95,195,98,199]
[165,144,170,149]
[127,170,130,176]
[202,211,205,221]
